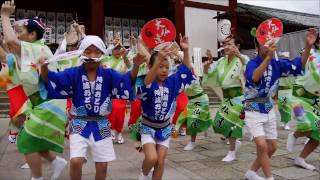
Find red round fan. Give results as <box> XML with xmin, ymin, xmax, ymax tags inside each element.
<box><xmin>141</xmin><ymin>18</ymin><xmax>176</xmax><ymax>49</ymax></box>
<box><xmin>256</xmin><ymin>18</ymin><xmax>283</xmax><ymax>46</ymax></box>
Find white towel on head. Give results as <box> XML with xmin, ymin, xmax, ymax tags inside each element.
<box><xmin>78</xmin><ymin>35</ymin><xmax>107</xmax><ymax>54</ymax></box>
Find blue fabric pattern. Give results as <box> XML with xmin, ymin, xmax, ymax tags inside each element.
<box><xmin>137</xmin><ymin>64</ymin><xmax>195</xmax><ymax>141</ymax></box>
<box><xmin>46</xmin><ymin>64</ymin><xmax>134</xmax><ymax>141</ymax></box>
<box><xmin>245</xmin><ymin>56</ymin><xmax>304</xmax><ymax>113</ymax></box>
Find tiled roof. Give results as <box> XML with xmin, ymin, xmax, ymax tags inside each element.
<box><xmin>237</xmin><ymin>3</ymin><xmax>320</xmax><ymax>27</ymax></box>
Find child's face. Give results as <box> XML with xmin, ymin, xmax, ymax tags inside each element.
<box><xmin>258</xmin><ymin>45</ymin><xmax>270</xmax><ymax>59</ymax></box>
<box><xmin>156</xmin><ymin>59</ymin><xmax>170</xmax><ymax>82</ymax></box>
<box><xmin>15</xmin><ymin>25</ymin><xmax>35</xmax><ymax>42</ymax></box>
<box><xmin>112</xmin><ymin>46</ymin><xmax>122</xmax><ymax>59</ymax></box>
<box><xmin>223</xmin><ymin>38</ymin><xmax>238</xmax><ymax>56</ymax></box>
<box><xmin>83</xmin><ymin>45</ymin><xmax>103</xmax><ymax>59</ymax></box>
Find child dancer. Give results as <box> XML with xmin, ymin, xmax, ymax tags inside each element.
<box><xmin>102</xmin><ymin>43</ymin><xmax>131</xmax><ymax>144</ymax></box>
<box><xmin>286</xmin><ymin>32</ymin><xmax>320</xmax><ymax>170</ymax></box>
<box><xmin>137</xmin><ymin>34</ymin><xmax>195</xmax><ymax>180</ymax></box>
<box><xmin>203</xmin><ymin>35</ymin><xmax>248</xmax><ymax>162</ymax></box>
<box><xmin>243</xmin><ymin>29</ymin><xmax>316</xmax><ymax>180</ymax></box>
<box><xmin>174</xmin><ymin>53</ymin><xmax>213</xmax><ymax>151</ymax></box>
<box><xmin>41</xmin><ymin>35</ymin><xmax>145</xmax><ymax>180</ymax></box>
<box><xmin>2</xmin><ymin>1</ymin><xmax>68</xmax><ymax>179</ymax></box>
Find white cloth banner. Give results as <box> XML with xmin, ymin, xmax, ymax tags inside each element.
<box><xmin>193</xmin><ymin>47</ymin><xmax>203</xmax><ymax>77</ymax></box>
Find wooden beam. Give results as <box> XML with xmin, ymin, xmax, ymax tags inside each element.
<box><xmin>229</xmin><ymin>0</ymin><xmax>237</xmax><ymax>34</ymax></box>
<box><xmin>175</xmin><ymin>0</ymin><xmax>185</xmax><ymax>39</ymax></box>
<box><xmin>184</xmin><ymin>1</ymin><xmax>229</xmax><ymax>11</ymax></box>
<box><xmin>88</xmin><ymin>0</ymin><xmax>104</xmax><ymax>37</ymax></box>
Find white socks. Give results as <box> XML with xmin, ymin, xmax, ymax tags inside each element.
<box><xmin>117</xmin><ymin>133</ymin><xmax>124</xmax><ymax>144</ymax></box>
<box><xmin>222</xmin><ymin>140</ymin><xmax>241</xmax><ymax>162</ymax></box>
<box><xmin>111</xmin><ymin>130</ymin><xmax>116</xmax><ymax>140</ymax></box>
<box><xmin>51</xmin><ymin>156</ymin><xmax>67</xmax><ymax>180</ymax></box>
<box><xmin>184</xmin><ymin>141</ymin><xmax>196</xmax><ymax>151</ymax></box>
<box><xmin>222</xmin><ymin>151</ymin><xmax>236</xmax><ymax>162</ymax></box>
<box><xmin>138</xmin><ymin>172</ymin><xmax>150</xmax><ymax>180</ymax></box>
<box><xmin>20</xmin><ymin>163</ymin><xmax>30</xmax><ymax>169</ymax></box>
<box><xmin>235</xmin><ymin>140</ymin><xmax>241</xmax><ymax>152</ymax></box>
<box><xmin>294</xmin><ymin>157</ymin><xmax>316</xmax><ymax>171</ymax></box>
<box><xmin>287</xmin><ymin>132</ymin><xmax>297</xmax><ymax>152</ymax></box>
<box><xmin>179</xmin><ymin>128</ymin><xmax>186</xmax><ymax>136</ymax></box>
<box><xmin>265</xmin><ymin>177</ymin><xmax>274</xmax><ymax>180</ymax></box>
<box><xmin>31</xmin><ymin>177</ymin><xmax>43</xmax><ymax>180</ymax></box>
<box><xmin>284</xmin><ymin>123</ymin><xmax>291</xmax><ymax>130</ymax></box>
<box><xmin>244</xmin><ymin>170</ymin><xmax>264</xmax><ymax>180</ymax></box>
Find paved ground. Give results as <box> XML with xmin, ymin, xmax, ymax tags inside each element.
<box><xmin>0</xmin><ymin>108</ymin><xmax>319</xmax><ymax>180</ymax></box>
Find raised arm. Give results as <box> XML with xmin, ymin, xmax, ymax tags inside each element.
<box><xmin>301</xmin><ymin>28</ymin><xmax>317</xmax><ymax>68</ymax></box>
<box><xmin>231</xmin><ymin>45</ymin><xmax>248</xmax><ymax>66</ymax></box>
<box><xmin>40</xmin><ymin>59</ymin><xmax>50</xmax><ymax>83</ymax></box>
<box><xmin>144</xmin><ymin>49</ymin><xmax>169</xmax><ymax>85</ymax></box>
<box><xmin>203</xmin><ymin>49</ymin><xmax>214</xmax><ymax>74</ymax></box>
<box><xmin>0</xmin><ymin>44</ymin><xmax>8</xmax><ymax>63</ymax></box>
<box><xmin>130</xmin><ymin>53</ymin><xmax>145</xmax><ymax>81</ymax></box>
<box><xmin>179</xmin><ymin>34</ymin><xmax>192</xmax><ymax>69</ymax></box>
<box><xmin>1</xmin><ymin>1</ymin><xmax>21</xmax><ymax>56</ymax></box>
<box><xmin>251</xmin><ymin>44</ymin><xmax>275</xmax><ymax>82</ymax></box>
<box><xmin>120</xmin><ymin>47</ymin><xmax>132</xmax><ymax>69</ymax></box>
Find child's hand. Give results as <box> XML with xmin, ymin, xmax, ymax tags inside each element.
<box><xmin>133</xmin><ymin>53</ymin><xmax>146</xmax><ymax>66</ymax></box>
<box><xmin>120</xmin><ymin>47</ymin><xmax>127</xmax><ymax>58</ymax></box>
<box><xmin>305</xmin><ymin>28</ymin><xmax>317</xmax><ymax>48</ymax></box>
<box><xmin>156</xmin><ymin>47</ymin><xmax>170</xmax><ymax>65</ymax></box>
<box><xmin>206</xmin><ymin>49</ymin><xmax>213</xmax><ymax>60</ymax></box>
<box><xmin>113</xmin><ymin>34</ymin><xmax>122</xmax><ymax>46</ymax></box>
<box><xmin>266</xmin><ymin>41</ymin><xmax>276</xmax><ymax>59</ymax></box>
<box><xmin>71</xmin><ymin>21</ymin><xmax>80</xmax><ymax>31</ymax></box>
<box><xmin>203</xmin><ymin>59</ymin><xmax>213</xmax><ymax>74</ymax></box>
<box><xmin>39</xmin><ymin>57</ymin><xmax>48</xmax><ymax>66</ymax></box>
<box><xmin>179</xmin><ymin>34</ymin><xmax>189</xmax><ymax>51</ymax></box>
<box><xmin>1</xmin><ymin>0</ymin><xmax>15</xmax><ymax>17</ymax></box>
<box><xmin>129</xmin><ymin>33</ymin><xmax>137</xmax><ymax>47</ymax></box>
<box><xmin>230</xmin><ymin>45</ymin><xmax>241</xmax><ymax>57</ymax></box>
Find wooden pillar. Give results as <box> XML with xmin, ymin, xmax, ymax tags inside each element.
<box><xmin>175</xmin><ymin>0</ymin><xmax>185</xmax><ymax>41</ymax></box>
<box><xmin>88</xmin><ymin>0</ymin><xmax>104</xmax><ymax>37</ymax></box>
<box><xmin>229</xmin><ymin>0</ymin><xmax>237</xmax><ymax>34</ymax></box>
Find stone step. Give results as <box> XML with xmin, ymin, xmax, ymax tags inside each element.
<box><xmin>0</xmin><ymin>96</ymin><xmax>9</xmax><ymax>104</ymax></box>
<box><xmin>0</xmin><ymin>112</ymin><xmax>9</xmax><ymax>117</ymax></box>
<box><xmin>0</xmin><ymin>103</ymin><xmax>10</xmax><ymax>111</ymax></box>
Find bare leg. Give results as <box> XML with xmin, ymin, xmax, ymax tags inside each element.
<box><xmin>294</xmin><ymin>139</ymin><xmax>319</xmax><ymax>170</ymax></box>
<box><xmin>251</xmin><ymin>139</ymin><xmax>277</xmax><ymax>171</ymax></box>
<box><xmin>229</xmin><ymin>137</ymin><xmax>236</xmax><ymax>151</ymax></box>
<box><xmin>70</xmin><ymin>157</ymin><xmax>85</xmax><ymax>180</ymax></box>
<box><xmin>190</xmin><ymin>135</ymin><xmax>196</xmax><ymax>142</ymax></box>
<box><xmin>24</xmin><ymin>153</ymin><xmax>42</xmax><ymax>178</ymax></box>
<box><xmin>299</xmin><ymin>139</ymin><xmax>320</xmax><ymax>158</ymax></box>
<box><xmin>142</xmin><ymin>143</ymin><xmax>157</xmax><ymax>176</ymax></box>
<box><xmin>250</xmin><ymin>137</ymin><xmax>274</xmax><ymax>178</ymax></box>
<box><xmin>39</xmin><ymin>151</ymin><xmax>56</xmax><ymax>162</ymax></box>
<box><xmin>95</xmin><ymin>162</ymin><xmax>108</xmax><ymax>180</ymax></box>
<box><xmin>184</xmin><ymin>135</ymin><xmax>197</xmax><ymax>151</ymax></box>
<box><xmin>152</xmin><ymin>145</ymin><xmax>168</xmax><ymax>180</ymax></box>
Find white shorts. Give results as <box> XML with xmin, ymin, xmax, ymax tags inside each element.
<box><xmin>244</xmin><ymin>108</ymin><xmax>278</xmax><ymax>139</ymax></box>
<box><xmin>70</xmin><ymin>134</ymin><xmax>116</xmax><ymax>162</ymax></box>
<box><xmin>141</xmin><ymin>134</ymin><xmax>171</xmax><ymax>148</ymax></box>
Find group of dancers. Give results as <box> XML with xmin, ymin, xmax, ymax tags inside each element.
<box><xmin>0</xmin><ymin>1</ymin><xmax>319</xmax><ymax>180</ymax></box>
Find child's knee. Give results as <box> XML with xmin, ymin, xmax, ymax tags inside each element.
<box><xmin>256</xmin><ymin>141</ymin><xmax>268</xmax><ymax>153</ymax></box>
<box><xmin>146</xmin><ymin>153</ymin><xmax>158</xmax><ymax>164</ymax></box>
<box><xmin>270</xmin><ymin>143</ymin><xmax>277</xmax><ymax>153</ymax></box>
<box><xmin>70</xmin><ymin>158</ymin><xmax>84</xmax><ymax>168</ymax></box>
<box><xmin>155</xmin><ymin>159</ymin><xmax>165</xmax><ymax>168</ymax></box>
